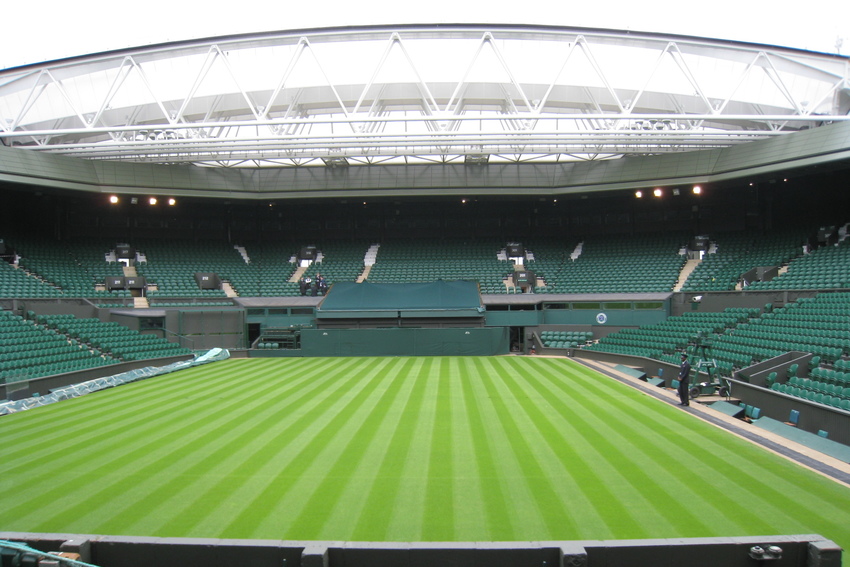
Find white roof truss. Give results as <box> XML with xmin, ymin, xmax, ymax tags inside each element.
<box><xmin>0</xmin><ymin>24</ymin><xmax>847</xmax><ymax>167</ymax></box>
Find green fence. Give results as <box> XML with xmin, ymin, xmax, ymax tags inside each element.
<box><xmin>301</xmin><ymin>327</ymin><xmax>509</xmax><ymax>356</ymax></box>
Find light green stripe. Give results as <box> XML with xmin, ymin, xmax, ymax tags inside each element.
<box><xmin>421</xmin><ymin>357</ymin><xmax>455</xmax><ymax>540</ymax></box>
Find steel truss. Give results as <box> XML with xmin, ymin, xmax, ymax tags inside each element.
<box><xmin>1</xmin><ymin>25</ymin><xmax>848</xmax><ymax>167</ymax></box>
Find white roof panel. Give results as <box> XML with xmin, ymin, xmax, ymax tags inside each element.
<box><xmin>0</xmin><ymin>25</ymin><xmax>847</xmax><ymax>168</ymax></box>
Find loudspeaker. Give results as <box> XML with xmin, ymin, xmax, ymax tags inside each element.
<box><xmin>105</xmin><ymin>277</ymin><xmax>125</xmax><ymax>290</ymax></box>
<box><xmin>125</xmin><ymin>276</ymin><xmax>146</xmax><ymax>289</ymax></box>
<box><xmin>690</xmin><ymin>235</ymin><xmax>710</xmax><ymax>250</ymax></box>
<box><xmin>195</xmin><ymin>272</ymin><xmax>221</xmax><ymax>289</ymax></box>
<box><xmin>513</xmin><ymin>270</ymin><xmax>536</xmax><ymax>286</ymax></box>
<box><xmin>115</xmin><ymin>244</ymin><xmax>135</xmax><ymax>259</ymax></box>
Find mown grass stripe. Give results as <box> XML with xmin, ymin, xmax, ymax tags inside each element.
<box><xmin>463</xmin><ymin>358</ymin><xmax>550</xmax><ymax>539</ymax></box>
<box><xmin>446</xmin><ymin>358</ymin><xmax>488</xmax><ymax>541</ymax></box>
<box><xmin>2</xmin><ymin>356</ymin><xmax>849</xmax><ymax>551</ymax></box>
<box><xmin>524</xmin><ymin>359</ymin><xmax>724</xmax><ymax>537</ymax></box>
<box><xmin>533</xmin><ymin>357</ymin><xmax>850</xmax><ymax>540</ymax></box>
<box><xmin>21</xmin><ymin>358</ymin><xmax>359</xmax><ymax>534</ymax></box>
<box><xmin>84</xmin><ymin>357</ymin><xmax>364</xmax><ymax>536</ymax></box>
<box><xmin>531</xmin><ymin>358</ymin><xmax>756</xmax><ymax>535</ymax></box>
<box><xmin>278</xmin><ymin>357</ymin><xmax>416</xmax><ymax>539</ymax></box>
<box><xmin>0</xmin><ymin>362</ymin><xmax>282</xmax><ymax>523</ymax></box>
<box><xmin>488</xmin><ymin>357</ymin><xmax>646</xmax><ymax>539</ymax></box>
<box><xmin>0</xmin><ymin>359</ymin><xmax>297</xmax><ymax>462</ymax></box>
<box><xmin>421</xmin><ymin>357</ymin><xmax>455</xmax><ymax>540</ymax></box>
<box><xmin>249</xmin><ymin>357</ymin><xmax>412</xmax><ymax>539</ymax></box>
<box><xmin>215</xmin><ymin>357</ymin><xmax>398</xmax><ymax>538</ymax></box>
<box><xmin>458</xmin><ymin>359</ymin><xmax>515</xmax><ymax>540</ymax></box>
<box><xmin>7</xmin><ymin>358</ymin><xmax>298</xmax><ymax>438</ymax></box>
<box><xmin>494</xmin><ymin>358</ymin><xmax>634</xmax><ymax>538</ymax></box>
<box><xmin>348</xmin><ymin>358</ymin><xmax>432</xmax><ymax>540</ymax></box>
<box><xmin>489</xmin><ymin>358</ymin><xmax>646</xmax><ymax>539</ymax></box>
<box><xmin>153</xmin><ymin>356</ymin><xmax>373</xmax><ymax>537</ymax></box>
<box><xmin>383</xmin><ymin>358</ymin><xmax>440</xmax><ymax>541</ymax></box>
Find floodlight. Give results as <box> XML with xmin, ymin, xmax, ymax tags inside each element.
<box><xmin>464</xmin><ymin>154</ymin><xmax>490</xmax><ymax>165</ymax></box>
<box><xmin>322</xmin><ymin>157</ymin><xmax>349</xmax><ymax>168</ymax></box>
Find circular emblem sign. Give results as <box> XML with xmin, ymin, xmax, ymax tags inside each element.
<box><xmin>596</xmin><ymin>312</ymin><xmax>608</xmax><ymax>324</ymax></box>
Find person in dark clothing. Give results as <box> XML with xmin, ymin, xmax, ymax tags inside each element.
<box><xmin>677</xmin><ymin>353</ymin><xmax>692</xmax><ymax>406</ymax></box>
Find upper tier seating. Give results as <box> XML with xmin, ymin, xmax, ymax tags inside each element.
<box><xmin>136</xmin><ymin>239</ymin><xmax>241</xmax><ymax>299</ymax></box>
<box><xmin>366</xmin><ymin>238</ymin><xmax>510</xmax><ymax>292</ymax></box>
<box><xmin>526</xmin><ymin>233</ymin><xmax>687</xmax><ymax>294</ymax></box>
<box><xmin>681</xmin><ymin>229</ymin><xmax>805</xmax><ymax>292</ymax></box>
<box><xmin>747</xmin><ymin>237</ymin><xmax>850</xmax><ymax>290</ymax></box>
<box><xmin>0</xmin><ymin>224</ymin><xmax>846</xmax><ymax>300</ymax></box>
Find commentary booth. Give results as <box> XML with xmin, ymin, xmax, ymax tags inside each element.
<box><xmin>299</xmin><ymin>280</ymin><xmax>508</xmax><ymax>356</ymax></box>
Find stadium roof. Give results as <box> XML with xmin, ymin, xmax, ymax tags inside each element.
<box><xmin>0</xmin><ymin>23</ymin><xmax>848</xmax><ymax>201</ymax></box>
<box><xmin>1</xmin><ymin>24</ymin><xmax>848</xmax><ymax>169</ymax></box>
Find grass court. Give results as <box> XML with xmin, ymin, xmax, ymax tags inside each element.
<box><xmin>1</xmin><ymin>356</ymin><xmax>849</xmax><ymax>550</ymax></box>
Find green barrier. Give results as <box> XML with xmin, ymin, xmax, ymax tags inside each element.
<box><xmin>301</xmin><ymin>327</ymin><xmax>509</xmax><ymax>357</ymax></box>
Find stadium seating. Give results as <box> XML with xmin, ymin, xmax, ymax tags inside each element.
<box><xmin>526</xmin><ymin>234</ymin><xmax>686</xmax><ymax>294</ymax></box>
<box><xmin>681</xmin><ymin>229</ymin><xmax>805</xmax><ymax>292</ymax></box>
<box><xmin>37</xmin><ymin>314</ymin><xmax>193</xmax><ymax>364</ymax></box>
<box><xmin>365</xmin><ymin>238</ymin><xmax>510</xmax><ymax>292</ymax></box>
<box><xmin>0</xmin><ymin>311</ymin><xmax>118</xmax><ymax>383</ymax></box>
<box><xmin>539</xmin><ymin>330</ymin><xmax>592</xmax><ymax>349</ymax></box>
<box><xmin>3</xmin><ymin>224</ymin><xmax>850</xmax><ymax>394</ymax></box>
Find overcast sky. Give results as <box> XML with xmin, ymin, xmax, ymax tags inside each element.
<box><xmin>3</xmin><ymin>0</ymin><xmax>848</xmax><ymax>70</ymax></box>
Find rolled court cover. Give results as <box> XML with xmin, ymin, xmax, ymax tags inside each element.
<box><xmin>316</xmin><ymin>280</ymin><xmax>485</xmax><ymax>319</ymax></box>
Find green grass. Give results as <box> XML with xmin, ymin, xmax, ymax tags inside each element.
<box><xmin>1</xmin><ymin>356</ymin><xmax>849</xmax><ymax>550</ymax></box>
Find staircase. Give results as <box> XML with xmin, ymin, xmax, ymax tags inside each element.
<box><xmin>234</xmin><ymin>245</ymin><xmax>250</xmax><ymax>263</ymax></box>
<box><xmin>289</xmin><ymin>265</ymin><xmax>308</xmax><ymax>283</ymax></box>
<box><xmin>357</xmin><ymin>265</ymin><xmax>372</xmax><ymax>282</ymax></box>
<box><xmin>570</xmin><ymin>242</ymin><xmax>584</xmax><ymax>261</ymax></box>
<box><xmin>674</xmin><ymin>258</ymin><xmax>701</xmax><ymax>291</ymax></box>
<box><xmin>222</xmin><ymin>281</ymin><xmax>238</xmax><ymax>297</ymax></box>
<box><xmin>358</xmin><ymin>243</ymin><xmax>380</xmax><ymax>282</ymax></box>
<box><xmin>364</xmin><ymin>243</ymin><xmax>380</xmax><ymax>266</ymax></box>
